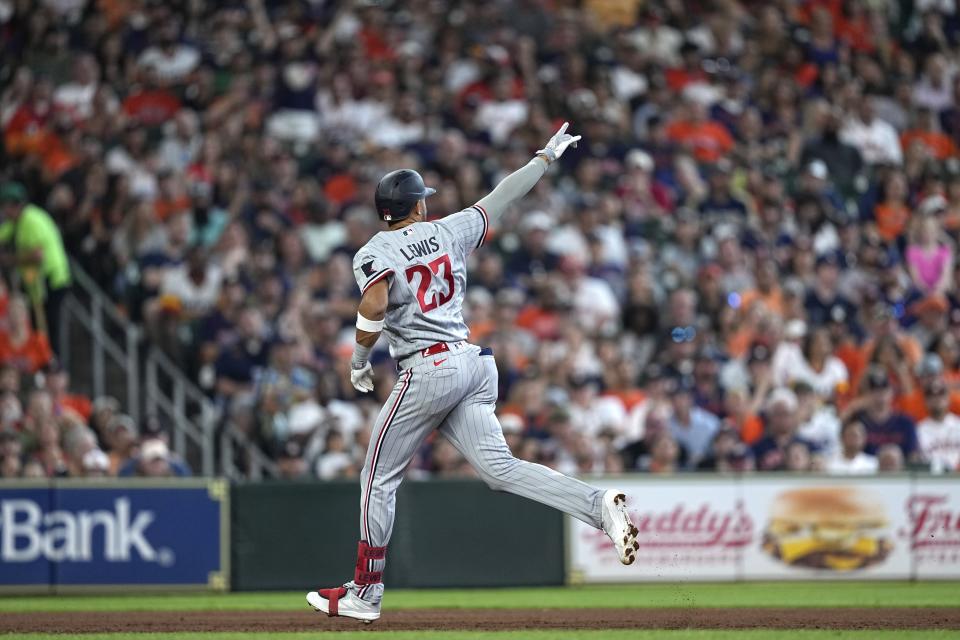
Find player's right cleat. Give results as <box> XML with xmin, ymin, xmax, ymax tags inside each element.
<box><xmin>306</xmin><ymin>582</ymin><xmax>381</xmax><ymax>623</ymax></box>
<box><xmin>601</xmin><ymin>489</ymin><xmax>640</xmax><ymax>565</ymax></box>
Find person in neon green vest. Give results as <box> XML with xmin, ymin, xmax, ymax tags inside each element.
<box><xmin>0</xmin><ymin>182</ymin><xmax>72</xmax><ymax>355</ymax></box>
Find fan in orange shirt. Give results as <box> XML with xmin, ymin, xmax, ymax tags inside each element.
<box><xmin>901</xmin><ymin>108</ymin><xmax>957</xmax><ymax>161</ymax></box>
<box><xmin>738</xmin><ymin>258</ymin><xmax>785</xmax><ymax>319</ymax></box>
<box><xmin>723</xmin><ymin>387</ymin><xmax>765</xmax><ymax>445</ymax></box>
<box><xmin>45</xmin><ymin>361</ymin><xmax>93</xmax><ymax>422</ymax></box>
<box><xmin>665</xmin><ymin>100</ymin><xmax>734</xmax><ymax>164</ymax></box>
<box><xmin>0</xmin><ymin>296</ymin><xmax>52</xmax><ymax>375</ymax></box>
<box><xmin>873</xmin><ymin>171</ymin><xmax>911</xmax><ymax>243</ymax></box>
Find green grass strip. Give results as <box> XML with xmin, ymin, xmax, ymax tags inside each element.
<box><xmin>6</xmin><ymin>631</ymin><xmax>960</xmax><ymax>640</ymax></box>
<box><xmin>2</xmin><ymin>582</ymin><xmax>959</xmax><ymax>613</ymax></box>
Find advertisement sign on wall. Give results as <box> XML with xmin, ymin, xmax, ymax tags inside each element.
<box><xmin>0</xmin><ymin>481</ymin><xmax>229</xmax><ymax>591</ymax></box>
<box><xmin>910</xmin><ymin>479</ymin><xmax>960</xmax><ymax>579</ymax></box>
<box><xmin>568</xmin><ymin>476</ymin><xmax>960</xmax><ymax>582</ymax></box>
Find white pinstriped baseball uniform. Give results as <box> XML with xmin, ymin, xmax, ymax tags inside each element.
<box><xmin>350</xmin><ymin>158</ymin><xmax>605</xmax><ymax>602</ymax></box>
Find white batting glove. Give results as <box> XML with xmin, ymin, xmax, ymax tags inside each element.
<box><xmin>537</xmin><ymin>121</ymin><xmax>581</xmax><ymax>164</ymax></box>
<box><xmin>350</xmin><ymin>361</ymin><xmax>374</xmax><ymax>393</ymax></box>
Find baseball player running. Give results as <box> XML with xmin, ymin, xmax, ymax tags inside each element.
<box><xmin>307</xmin><ymin>123</ymin><xmax>639</xmax><ymax>623</ymax></box>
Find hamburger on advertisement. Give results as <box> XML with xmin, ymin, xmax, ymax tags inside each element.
<box><xmin>762</xmin><ymin>487</ymin><xmax>893</xmax><ymax>571</ymax></box>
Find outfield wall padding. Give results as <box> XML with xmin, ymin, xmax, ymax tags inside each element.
<box><xmin>230</xmin><ymin>479</ymin><xmax>564</xmax><ymax>591</ymax></box>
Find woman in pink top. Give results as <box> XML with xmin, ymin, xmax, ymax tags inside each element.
<box><xmin>906</xmin><ymin>215</ymin><xmax>953</xmax><ymax>294</ymax></box>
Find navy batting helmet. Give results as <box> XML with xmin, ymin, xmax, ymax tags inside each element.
<box><xmin>374</xmin><ymin>169</ymin><xmax>436</xmax><ymax>222</ymax></box>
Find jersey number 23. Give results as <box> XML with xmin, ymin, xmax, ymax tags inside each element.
<box><xmin>405</xmin><ymin>254</ymin><xmax>454</xmax><ymax>313</ymax></box>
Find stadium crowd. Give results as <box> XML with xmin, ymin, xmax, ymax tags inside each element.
<box><xmin>2</xmin><ymin>0</ymin><xmax>960</xmax><ymax>479</ymax></box>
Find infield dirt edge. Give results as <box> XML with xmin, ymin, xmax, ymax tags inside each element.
<box><xmin>2</xmin><ymin>607</ymin><xmax>959</xmax><ymax>633</ymax></box>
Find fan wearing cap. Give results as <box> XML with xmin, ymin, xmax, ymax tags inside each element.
<box><xmin>134</xmin><ymin>438</ymin><xmax>174</xmax><ymax>477</ymax></box>
<box><xmin>751</xmin><ymin>387</ymin><xmax>818</xmax><ymax>471</ymax></box>
<box><xmin>81</xmin><ymin>449</ymin><xmax>111</xmax><ymax>478</ymax></box>
<box><xmin>0</xmin><ymin>182</ymin><xmax>71</xmax><ymax>354</ymax></box>
<box><xmin>906</xmin><ymin>294</ymin><xmax>950</xmax><ymax>354</ymax></box>
<box><xmin>795</xmin><ymin>159</ymin><xmax>845</xmax><ymax>220</ymax></box>
<box><xmin>917</xmin><ymin>378</ymin><xmax>960</xmax><ymax>473</ymax></box>
<box><xmin>667</xmin><ymin>376</ymin><xmax>720</xmax><ymax>469</ymax></box>
<box><xmin>850</xmin><ymin>365</ymin><xmax>919</xmax><ymax>461</ymax></box>
<box><xmin>804</xmin><ymin>252</ymin><xmax>856</xmax><ymax>329</ymax></box>
<box><xmin>898</xmin><ymin>352</ymin><xmax>960</xmax><ymax>422</ymax></box>
<box><xmin>698</xmin><ymin>159</ymin><xmax>748</xmax><ymax>227</ymax></box>
<box><xmin>619</xmin><ymin>148</ymin><xmax>671</xmax><ymax>218</ymax></box>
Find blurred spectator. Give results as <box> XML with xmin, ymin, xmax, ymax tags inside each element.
<box><xmin>255</xmin><ymin>336</ymin><xmax>316</xmax><ymax>444</ymax></box>
<box><xmin>795</xmin><ymin>381</ymin><xmax>842</xmax><ymax>458</ymax></box>
<box><xmin>752</xmin><ymin>388</ymin><xmax>816</xmax><ymax>471</ymax></box>
<box><xmin>31</xmin><ymin>417</ymin><xmax>66</xmax><ymax>477</ymax></box>
<box><xmin>565</xmin><ymin>373</ymin><xmax>627</xmax><ymax>439</ymax></box>
<box><xmin>0</xmin><ymin>296</ymin><xmax>52</xmax><ymax>374</ymax></box>
<box><xmin>43</xmin><ymin>361</ymin><xmax>91</xmax><ymax>422</ymax></box>
<box><xmin>777</xmin><ymin>327</ymin><xmax>849</xmax><ymax>399</ymax></box>
<box><xmin>118</xmin><ymin>426</ymin><xmax>191</xmax><ymax>477</ymax></box>
<box><xmin>104</xmin><ymin>414</ymin><xmax>137</xmax><ymax>475</ymax></box>
<box><xmin>826</xmin><ymin>417</ymin><xmax>879</xmax><ymax>475</ymax></box>
<box><xmin>917</xmin><ymin>378</ymin><xmax>960</xmax><ymax>473</ymax></box>
<box><xmin>906</xmin><ymin>215</ymin><xmax>953</xmax><ymax>295</ymax></box>
<box><xmin>132</xmin><ymin>438</ymin><xmax>175</xmax><ymax>478</ymax></box>
<box><xmin>81</xmin><ymin>449</ymin><xmax>111</xmax><ymax>478</ymax></box>
<box><xmin>648</xmin><ymin>433</ymin><xmax>680</xmax><ymax>474</ymax></box>
<box><xmin>852</xmin><ymin>366</ymin><xmax>919</xmax><ymax>462</ymax></box>
<box><xmin>877</xmin><ymin>443</ymin><xmax>906</xmax><ymax>473</ymax></box>
<box><xmin>315</xmin><ymin>430</ymin><xmax>355</xmax><ymax>480</ymax></box>
<box><xmin>784</xmin><ymin>440</ymin><xmax>814</xmax><ymax>472</ymax></box>
<box><xmin>840</xmin><ymin>92</ymin><xmax>903</xmax><ymax>166</ymax></box>
<box><xmin>697</xmin><ymin>426</ymin><xmax>754</xmax><ymax>472</ymax></box>
<box><xmin>0</xmin><ymin>182</ymin><xmax>71</xmax><ymax>354</ymax></box>
<box><xmin>276</xmin><ymin>440</ymin><xmax>309</xmax><ymax>480</ymax></box>
<box><xmin>667</xmin><ymin>377</ymin><xmax>720</xmax><ymax>469</ymax></box>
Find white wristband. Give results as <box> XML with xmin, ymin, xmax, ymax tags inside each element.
<box><xmin>356</xmin><ymin>312</ymin><xmax>384</xmax><ymax>333</ymax></box>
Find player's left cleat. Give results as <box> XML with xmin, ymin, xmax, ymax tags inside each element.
<box><xmin>306</xmin><ymin>582</ymin><xmax>381</xmax><ymax>623</ymax></box>
<box><xmin>601</xmin><ymin>489</ymin><xmax>640</xmax><ymax>565</ymax></box>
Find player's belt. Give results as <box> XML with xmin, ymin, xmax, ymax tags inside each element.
<box><xmin>397</xmin><ymin>341</ymin><xmax>467</xmax><ymax>369</ymax></box>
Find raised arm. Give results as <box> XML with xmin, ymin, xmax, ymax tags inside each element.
<box><xmin>476</xmin><ymin>122</ymin><xmax>581</xmax><ymax>225</ymax></box>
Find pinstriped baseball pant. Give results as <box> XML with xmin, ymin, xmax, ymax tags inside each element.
<box><xmin>355</xmin><ymin>343</ymin><xmax>604</xmax><ymax>601</ymax></box>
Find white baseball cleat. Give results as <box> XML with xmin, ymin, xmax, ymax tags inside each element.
<box><xmin>306</xmin><ymin>583</ymin><xmax>381</xmax><ymax>623</ymax></box>
<box><xmin>601</xmin><ymin>489</ymin><xmax>640</xmax><ymax>565</ymax></box>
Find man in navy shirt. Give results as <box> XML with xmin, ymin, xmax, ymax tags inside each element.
<box><xmin>855</xmin><ymin>366</ymin><xmax>919</xmax><ymax>461</ymax></box>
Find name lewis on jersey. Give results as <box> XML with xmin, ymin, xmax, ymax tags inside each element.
<box><xmin>399</xmin><ymin>236</ymin><xmax>440</xmax><ymax>261</ymax></box>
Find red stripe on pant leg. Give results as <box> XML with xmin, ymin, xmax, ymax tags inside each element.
<box><xmin>362</xmin><ymin>369</ymin><xmax>412</xmax><ymax>541</ymax></box>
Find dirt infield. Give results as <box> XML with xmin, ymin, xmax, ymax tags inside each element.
<box><xmin>1</xmin><ymin>608</ymin><xmax>959</xmax><ymax>633</ymax></box>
